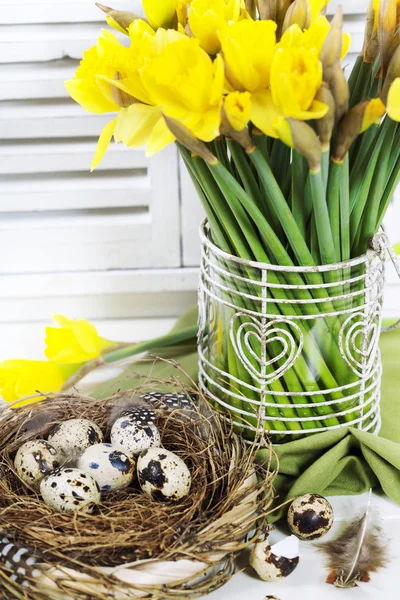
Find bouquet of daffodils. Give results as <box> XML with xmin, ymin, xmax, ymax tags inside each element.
<box><xmin>66</xmin><ymin>0</ymin><xmax>400</xmax><ymax>438</ymax></box>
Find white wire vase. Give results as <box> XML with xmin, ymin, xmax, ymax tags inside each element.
<box><xmin>198</xmin><ymin>219</ymin><xmax>399</xmax><ymax>443</ymax></box>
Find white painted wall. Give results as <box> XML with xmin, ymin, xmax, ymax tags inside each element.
<box><xmin>0</xmin><ymin>0</ymin><xmax>398</xmax><ymax>361</ymax></box>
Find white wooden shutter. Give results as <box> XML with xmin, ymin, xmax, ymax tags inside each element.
<box><xmin>0</xmin><ymin>0</ymin><xmax>183</xmax><ymax>276</ymax></box>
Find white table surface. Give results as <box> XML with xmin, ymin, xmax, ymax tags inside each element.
<box><xmin>208</xmin><ymin>491</ymin><xmax>400</xmax><ymax>600</ymax></box>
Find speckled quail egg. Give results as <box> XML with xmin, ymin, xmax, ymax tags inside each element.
<box><xmin>250</xmin><ymin>535</ymin><xmax>300</xmax><ymax>582</ymax></box>
<box><xmin>120</xmin><ymin>406</ymin><xmax>157</xmax><ymax>426</ymax></box>
<box><xmin>140</xmin><ymin>392</ymin><xmax>196</xmax><ymax>410</ymax></box>
<box><xmin>40</xmin><ymin>467</ymin><xmax>101</xmax><ymax>514</ymax></box>
<box><xmin>48</xmin><ymin>418</ymin><xmax>103</xmax><ymax>460</ymax></box>
<box><xmin>14</xmin><ymin>440</ymin><xmax>62</xmax><ymax>488</ymax></box>
<box><xmin>287</xmin><ymin>493</ymin><xmax>334</xmax><ymax>540</ymax></box>
<box><xmin>137</xmin><ymin>447</ymin><xmax>191</xmax><ymax>501</ymax></box>
<box><xmin>78</xmin><ymin>443</ymin><xmax>135</xmax><ymax>492</ymax></box>
<box><xmin>110</xmin><ymin>415</ymin><xmax>161</xmax><ymax>457</ymax></box>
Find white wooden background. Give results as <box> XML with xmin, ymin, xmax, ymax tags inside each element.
<box><xmin>0</xmin><ymin>0</ymin><xmax>398</xmax><ymax>360</ymax></box>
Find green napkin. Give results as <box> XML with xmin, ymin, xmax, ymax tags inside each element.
<box><xmin>93</xmin><ymin>309</ymin><xmax>400</xmax><ymax>518</ymax></box>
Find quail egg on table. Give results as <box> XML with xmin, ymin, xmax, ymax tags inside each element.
<box><xmin>48</xmin><ymin>418</ymin><xmax>103</xmax><ymax>460</ymax></box>
<box><xmin>40</xmin><ymin>468</ymin><xmax>101</xmax><ymax>514</ymax></box>
<box><xmin>250</xmin><ymin>535</ymin><xmax>300</xmax><ymax>582</ymax></box>
<box><xmin>111</xmin><ymin>415</ymin><xmax>161</xmax><ymax>457</ymax></box>
<box><xmin>14</xmin><ymin>440</ymin><xmax>61</xmax><ymax>488</ymax></box>
<box><xmin>137</xmin><ymin>448</ymin><xmax>191</xmax><ymax>501</ymax></box>
<box><xmin>287</xmin><ymin>493</ymin><xmax>334</xmax><ymax>540</ymax></box>
<box><xmin>78</xmin><ymin>443</ymin><xmax>135</xmax><ymax>492</ymax></box>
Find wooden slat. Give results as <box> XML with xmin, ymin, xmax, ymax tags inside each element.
<box><xmin>0</xmin><ymin>140</ymin><xmax>148</xmax><ymax>174</ymax></box>
<box><xmin>0</xmin><ymin>172</ymin><xmax>151</xmax><ymax>212</ymax></box>
<box><xmin>0</xmin><ymin>23</ymin><xmax>126</xmax><ymax>63</ymax></box>
<box><xmin>0</xmin><ymin>0</ymin><xmax>142</xmax><ymax>25</ymax></box>
<box><xmin>0</xmin><ymin>99</ymin><xmax>110</xmax><ymax>139</ymax></box>
<box><xmin>0</xmin><ymin>60</ymin><xmax>78</xmax><ymax>101</ymax></box>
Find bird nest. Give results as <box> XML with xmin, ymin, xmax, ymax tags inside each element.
<box><xmin>0</xmin><ymin>370</ymin><xmax>277</xmax><ymax>600</ymax></box>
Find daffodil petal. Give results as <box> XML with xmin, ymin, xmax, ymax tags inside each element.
<box><xmin>387</xmin><ymin>78</ymin><xmax>400</xmax><ymax>121</ymax></box>
<box><xmin>105</xmin><ymin>14</ymin><xmax>129</xmax><ymax>35</ymax></box>
<box><xmin>64</xmin><ymin>79</ymin><xmax>118</xmax><ymax>114</ymax></box>
<box><xmin>210</xmin><ymin>54</ymin><xmax>225</xmax><ymax>106</ymax></box>
<box><xmin>341</xmin><ymin>32</ymin><xmax>351</xmax><ymax>60</ymax></box>
<box><xmin>191</xmin><ymin>105</ymin><xmax>222</xmax><ymax>141</ymax></box>
<box><xmin>250</xmin><ymin>89</ymin><xmax>282</xmax><ymax>138</ymax></box>
<box><xmin>292</xmin><ymin>99</ymin><xmax>329</xmax><ymax>121</ymax></box>
<box><xmin>114</xmin><ymin>104</ymin><xmax>162</xmax><ymax>147</ymax></box>
<box><xmin>91</xmin><ymin>118</ymin><xmax>116</xmax><ymax>171</ymax></box>
<box><xmin>146</xmin><ymin>117</ymin><xmax>176</xmax><ymax>156</ymax></box>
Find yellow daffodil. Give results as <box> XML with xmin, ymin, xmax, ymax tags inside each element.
<box><xmin>143</xmin><ymin>0</ymin><xmax>177</xmax><ymax>29</ymax></box>
<box><xmin>224</xmin><ymin>91</ymin><xmax>252</xmax><ymax>130</ymax></box>
<box><xmin>0</xmin><ymin>360</ymin><xmax>74</xmax><ymax>407</ymax></box>
<box><xmin>220</xmin><ymin>19</ymin><xmax>277</xmax><ymax>91</ymax></box>
<box><xmin>189</xmin><ymin>0</ymin><xmax>242</xmax><ymax>54</ymax></box>
<box><xmin>360</xmin><ymin>97</ymin><xmax>386</xmax><ymax>130</ymax></box>
<box><xmin>251</xmin><ymin>47</ymin><xmax>327</xmax><ymax>136</ymax></box>
<box><xmin>307</xmin><ymin>0</ymin><xmax>330</xmax><ymax>22</ymax></box>
<box><xmin>279</xmin><ymin>19</ymin><xmax>351</xmax><ymax>60</ymax></box>
<box><xmin>176</xmin><ymin>0</ymin><xmax>192</xmax><ymax>25</ymax></box>
<box><xmin>45</xmin><ymin>315</ymin><xmax>116</xmax><ymax>364</ymax></box>
<box><xmin>141</xmin><ymin>37</ymin><xmax>224</xmax><ymax>142</ymax></box>
<box><xmin>386</xmin><ymin>78</ymin><xmax>400</xmax><ymax>119</ymax></box>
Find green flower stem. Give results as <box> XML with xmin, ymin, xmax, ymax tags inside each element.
<box><xmin>321</xmin><ymin>150</ymin><xmax>330</xmax><ymax>193</ymax></box>
<box><xmin>340</xmin><ymin>155</ymin><xmax>350</xmax><ymax>263</ymax></box>
<box><xmin>102</xmin><ymin>326</ymin><xmax>199</xmax><ymax>364</ymax></box>
<box><xmin>348</xmin><ymin>55</ymin><xmax>363</xmax><ymax>95</ymax></box>
<box><xmin>309</xmin><ymin>170</ymin><xmax>336</xmax><ymax>266</ymax></box>
<box><xmin>291</xmin><ymin>151</ymin><xmax>307</xmax><ymax>237</ymax></box>
<box><xmin>327</xmin><ymin>161</ymin><xmax>342</xmax><ymax>263</ymax></box>
<box><xmin>349</xmin><ymin>60</ymin><xmax>372</xmax><ymax>108</ymax></box>
<box><xmin>377</xmin><ymin>153</ymin><xmax>400</xmax><ymax>228</ymax></box>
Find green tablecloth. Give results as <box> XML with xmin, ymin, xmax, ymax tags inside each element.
<box><xmin>94</xmin><ymin>307</ymin><xmax>400</xmax><ymax>518</ymax></box>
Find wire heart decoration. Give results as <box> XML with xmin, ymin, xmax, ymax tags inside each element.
<box><xmin>338</xmin><ymin>302</ymin><xmax>382</xmax><ymax>378</ymax></box>
<box><xmin>229</xmin><ymin>314</ymin><xmax>303</xmax><ymax>385</ymax></box>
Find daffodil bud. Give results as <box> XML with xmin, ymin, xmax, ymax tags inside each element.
<box><xmin>378</xmin><ymin>0</ymin><xmax>398</xmax><ymax>79</ymax></box>
<box><xmin>382</xmin><ymin>44</ymin><xmax>400</xmax><ymax>103</ymax></box>
<box><xmin>96</xmin><ymin>3</ymin><xmax>139</xmax><ymax>34</ymax></box>
<box><xmin>314</xmin><ymin>83</ymin><xmax>335</xmax><ymax>150</ymax></box>
<box><xmin>277</xmin><ymin>0</ymin><xmax>293</xmax><ymax>30</ymax></box>
<box><xmin>164</xmin><ymin>115</ymin><xmax>218</xmax><ymax>164</ymax></box>
<box><xmin>327</xmin><ymin>61</ymin><xmax>349</xmax><ymax>122</ymax></box>
<box><xmin>220</xmin><ymin>92</ymin><xmax>255</xmax><ymax>151</ymax></box>
<box><xmin>256</xmin><ymin>0</ymin><xmax>276</xmax><ymax>21</ymax></box>
<box><xmin>142</xmin><ymin>0</ymin><xmax>177</xmax><ymax>29</ymax></box>
<box><xmin>110</xmin><ymin>72</ymin><xmax>138</xmax><ymax>108</ymax></box>
<box><xmin>362</xmin><ymin>0</ymin><xmax>378</xmax><ymax>64</ymax></box>
<box><xmin>333</xmin><ymin>98</ymin><xmax>386</xmax><ymax>162</ymax></box>
<box><xmin>282</xmin><ymin>0</ymin><xmax>310</xmax><ymax>33</ymax></box>
<box><xmin>273</xmin><ymin>117</ymin><xmax>322</xmax><ymax>172</ymax></box>
<box><xmin>245</xmin><ymin>0</ymin><xmax>257</xmax><ymax>19</ymax></box>
<box><xmin>320</xmin><ymin>6</ymin><xmax>343</xmax><ymax>83</ymax></box>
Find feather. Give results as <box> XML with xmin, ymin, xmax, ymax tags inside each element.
<box><xmin>108</xmin><ymin>392</ymin><xmax>152</xmax><ymax>427</ymax></box>
<box><xmin>318</xmin><ymin>491</ymin><xmax>389</xmax><ymax>588</ymax></box>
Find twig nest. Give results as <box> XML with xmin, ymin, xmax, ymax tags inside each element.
<box><xmin>288</xmin><ymin>493</ymin><xmax>334</xmax><ymax>540</ymax></box>
<box><xmin>14</xmin><ymin>440</ymin><xmax>61</xmax><ymax>488</ymax></box>
<box><xmin>40</xmin><ymin>467</ymin><xmax>101</xmax><ymax>514</ymax></box>
<box><xmin>250</xmin><ymin>535</ymin><xmax>300</xmax><ymax>582</ymax></box>
<box><xmin>78</xmin><ymin>443</ymin><xmax>135</xmax><ymax>492</ymax></box>
<box><xmin>137</xmin><ymin>447</ymin><xmax>191</xmax><ymax>501</ymax></box>
<box><xmin>48</xmin><ymin>418</ymin><xmax>103</xmax><ymax>460</ymax></box>
<box><xmin>111</xmin><ymin>415</ymin><xmax>161</xmax><ymax>456</ymax></box>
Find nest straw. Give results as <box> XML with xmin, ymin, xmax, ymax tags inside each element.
<box><xmin>0</xmin><ymin>365</ymin><xmax>277</xmax><ymax>599</ymax></box>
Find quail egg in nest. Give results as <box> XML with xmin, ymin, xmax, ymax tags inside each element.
<box><xmin>40</xmin><ymin>467</ymin><xmax>101</xmax><ymax>514</ymax></box>
<box><xmin>287</xmin><ymin>493</ymin><xmax>334</xmax><ymax>540</ymax></box>
<box><xmin>14</xmin><ymin>440</ymin><xmax>61</xmax><ymax>488</ymax></box>
<box><xmin>48</xmin><ymin>418</ymin><xmax>103</xmax><ymax>460</ymax></box>
<box><xmin>137</xmin><ymin>447</ymin><xmax>191</xmax><ymax>501</ymax></box>
<box><xmin>78</xmin><ymin>443</ymin><xmax>135</xmax><ymax>491</ymax></box>
<box><xmin>111</xmin><ymin>415</ymin><xmax>161</xmax><ymax>456</ymax></box>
